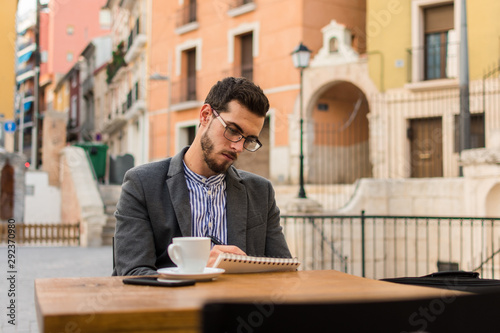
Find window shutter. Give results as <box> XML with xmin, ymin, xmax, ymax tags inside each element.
<box><xmin>424</xmin><ymin>4</ymin><xmax>454</xmax><ymax>33</ymax></box>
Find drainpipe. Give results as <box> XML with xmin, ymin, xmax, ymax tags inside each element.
<box><xmin>459</xmin><ymin>0</ymin><xmax>470</xmax><ymax>176</ymax></box>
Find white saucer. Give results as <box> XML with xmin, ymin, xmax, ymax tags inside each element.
<box><xmin>157</xmin><ymin>267</ymin><xmax>225</xmax><ymax>281</ymax></box>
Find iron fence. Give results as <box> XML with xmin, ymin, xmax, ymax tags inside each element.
<box><xmin>305</xmin><ymin>61</ymin><xmax>500</xmax><ymax>212</ymax></box>
<box><xmin>281</xmin><ymin>213</ymin><xmax>500</xmax><ymax>280</ymax></box>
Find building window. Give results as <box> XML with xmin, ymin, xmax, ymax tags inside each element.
<box><xmin>177</xmin><ymin>48</ymin><xmax>197</xmax><ymax>103</ymax></box>
<box><xmin>234</xmin><ymin>0</ymin><xmax>253</xmax><ymax>6</ymax></box>
<box><xmin>227</xmin><ymin>0</ymin><xmax>256</xmax><ymax>17</ymax></box>
<box><xmin>410</xmin><ymin>0</ymin><xmax>459</xmax><ymax>84</ymax></box>
<box><xmin>186</xmin><ymin>125</ymin><xmax>196</xmax><ymax>144</ymax></box>
<box><xmin>454</xmin><ymin>113</ymin><xmax>485</xmax><ymax>153</ymax></box>
<box><xmin>228</xmin><ymin>22</ymin><xmax>260</xmax><ymax>73</ymax></box>
<box><xmin>70</xmin><ymin>95</ymin><xmax>78</xmax><ymax>127</ymax></box>
<box><xmin>186</xmin><ymin>48</ymin><xmax>196</xmax><ymax>101</ymax></box>
<box><xmin>40</xmin><ymin>51</ymin><xmax>48</xmax><ymax>63</ymax></box>
<box><xmin>177</xmin><ymin>0</ymin><xmax>197</xmax><ymax>27</ymax></box>
<box><xmin>424</xmin><ymin>4</ymin><xmax>454</xmax><ymax>80</ymax></box>
<box><xmin>66</xmin><ymin>52</ymin><xmax>74</xmax><ymax>62</ymax></box>
<box><xmin>67</xmin><ymin>25</ymin><xmax>74</xmax><ymax>35</ymax></box>
<box><xmin>329</xmin><ymin>37</ymin><xmax>339</xmax><ymax>53</ymax></box>
<box><xmin>177</xmin><ymin>123</ymin><xmax>197</xmax><ymax>152</ymax></box>
<box><xmin>239</xmin><ymin>33</ymin><xmax>253</xmax><ymax>81</ymax></box>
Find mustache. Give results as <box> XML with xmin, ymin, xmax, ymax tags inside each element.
<box><xmin>223</xmin><ymin>151</ymin><xmax>237</xmax><ymax>160</ymax></box>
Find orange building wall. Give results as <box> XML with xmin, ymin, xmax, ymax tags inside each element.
<box><xmin>148</xmin><ymin>0</ymin><xmax>367</xmax><ymax>160</ymax></box>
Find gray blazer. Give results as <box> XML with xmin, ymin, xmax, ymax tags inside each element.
<box><xmin>113</xmin><ymin>147</ymin><xmax>291</xmax><ymax>276</ymax></box>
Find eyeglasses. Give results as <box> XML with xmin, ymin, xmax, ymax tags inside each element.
<box><xmin>211</xmin><ymin>108</ymin><xmax>262</xmax><ymax>152</ymax></box>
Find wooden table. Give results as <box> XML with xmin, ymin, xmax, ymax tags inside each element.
<box><xmin>35</xmin><ymin>270</ymin><xmax>463</xmax><ymax>333</ymax></box>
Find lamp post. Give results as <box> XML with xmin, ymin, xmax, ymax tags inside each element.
<box><xmin>149</xmin><ymin>72</ymin><xmax>172</xmax><ymax>157</ymax></box>
<box><xmin>291</xmin><ymin>42</ymin><xmax>311</xmax><ymax>199</ymax></box>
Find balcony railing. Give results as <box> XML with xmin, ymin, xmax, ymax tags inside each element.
<box><xmin>17</xmin><ymin>41</ymin><xmax>35</xmax><ymax>53</ymax></box>
<box><xmin>125</xmin><ymin>18</ymin><xmax>147</xmax><ymax>63</ymax></box>
<box><xmin>127</xmin><ymin>18</ymin><xmax>141</xmax><ymax>52</ymax></box>
<box><xmin>407</xmin><ymin>41</ymin><xmax>459</xmax><ymax>83</ymax></box>
<box><xmin>281</xmin><ymin>213</ymin><xmax>500</xmax><ymax>280</ymax></box>
<box><xmin>107</xmin><ymin>42</ymin><xmax>127</xmax><ymax>84</ymax></box>
<box><xmin>82</xmin><ymin>76</ymin><xmax>94</xmax><ymax>96</ymax></box>
<box><xmin>16</xmin><ymin>63</ymin><xmax>34</xmax><ymax>76</ymax></box>
<box><xmin>121</xmin><ymin>81</ymin><xmax>145</xmax><ymax>119</ymax></box>
<box><xmin>171</xmin><ymin>77</ymin><xmax>197</xmax><ymax>104</ymax></box>
<box><xmin>176</xmin><ymin>2</ymin><xmax>197</xmax><ymax>27</ymax></box>
<box><xmin>229</xmin><ymin>0</ymin><xmax>254</xmax><ymax>8</ymax></box>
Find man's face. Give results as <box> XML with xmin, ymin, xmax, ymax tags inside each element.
<box><xmin>201</xmin><ymin>100</ymin><xmax>265</xmax><ymax>175</ymax></box>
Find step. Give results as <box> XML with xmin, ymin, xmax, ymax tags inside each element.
<box><xmin>105</xmin><ymin>205</ymin><xmax>117</xmax><ymax>215</ymax></box>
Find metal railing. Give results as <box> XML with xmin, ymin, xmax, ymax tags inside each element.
<box><xmin>229</xmin><ymin>0</ymin><xmax>254</xmax><ymax>8</ymax></box>
<box><xmin>281</xmin><ymin>213</ymin><xmax>500</xmax><ymax>279</ymax></box>
<box><xmin>127</xmin><ymin>18</ymin><xmax>142</xmax><ymax>51</ymax></box>
<box><xmin>406</xmin><ymin>41</ymin><xmax>459</xmax><ymax>82</ymax></box>
<box><xmin>176</xmin><ymin>2</ymin><xmax>197</xmax><ymax>27</ymax></box>
<box><xmin>171</xmin><ymin>77</ymin><xmax>197</xmax><ymax>104</ymax></box>
<box><xmin>124</xmin><ymin>81</ymin><xmax>141</xmax><ymax>111</ymax></box>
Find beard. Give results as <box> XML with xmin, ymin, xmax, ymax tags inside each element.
<box><xmin>200</xmin><ymin>129</ymin><xmax>237</xmax><ymax>174</ymax></box>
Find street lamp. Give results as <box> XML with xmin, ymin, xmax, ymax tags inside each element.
<box><xmin>291</xmin><ymin>42</ymin><xmax>311</xmax><ymax>199</ymax></box>
<box><xmin>149</xmin><ymin>72</ymin><xmax>172</xmax><ymax>157</ymax></box>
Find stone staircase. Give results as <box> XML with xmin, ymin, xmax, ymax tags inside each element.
<box><xmin>99</xmin><ymin>185</ymin><xmax>122</xmax><ymax>246</ymax></box>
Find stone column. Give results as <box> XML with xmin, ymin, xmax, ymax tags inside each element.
<box><xmin>42</xmin><ymin>110</ymin><xmax>67</xmax><ymax>186</ymax></box>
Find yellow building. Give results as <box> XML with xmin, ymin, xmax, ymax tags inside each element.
<box><xmin>0</xmin><ymin>0</ymin><xmax>19</xmax><ymax>151</ymax></box>
<box><xmin>367</xmin><ymin>0</ymin><xmax>500</xmax><ymax>179</ymax></box>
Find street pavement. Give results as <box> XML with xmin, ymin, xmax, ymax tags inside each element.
<box><xmin>0</xmin><ymin>246</ymin><xmax>113</xmax><ymax>333</ymax></box>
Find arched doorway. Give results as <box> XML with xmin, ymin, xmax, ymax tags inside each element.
<box><xmin>1</xmin><ymin>160</ymin><xmax>15</xmax><ymax>220</ymax></box>
<box><xmin>310</xmin><ymin>81</ymin><xmax>371</xmax><ymax>184</ymax></box>
<box><xmin>486</xmin><ymin>183</ymin><xmax>500</xmax><ymax>217</ymax></box>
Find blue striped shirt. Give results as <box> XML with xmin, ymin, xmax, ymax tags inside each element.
<box><xmin>183</xmin><ymin>162</ymin><xmax>227</xmax><ymax>244</ymax></box>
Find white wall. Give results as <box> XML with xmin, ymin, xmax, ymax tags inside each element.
<box><xmin>24</xmin><ymin>171</ymin><xmax>61</xmax><ymax>223</ymax></box>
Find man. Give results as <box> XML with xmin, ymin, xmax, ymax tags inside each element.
<box><xmin>113</xmin><ymin>77</ymin><xmax>291</xmax><ymax>276</ymax></box>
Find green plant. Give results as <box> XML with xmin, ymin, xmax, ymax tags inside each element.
<box><xmin>106</xmin><ymin>41</ymin><xmax>127</xmax><ymax>84</ymax></box>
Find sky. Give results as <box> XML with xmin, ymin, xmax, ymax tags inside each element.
<box><xmin>17</xmin><ymin>0</ymin><xmax>50</xmax><ymax>16</ymax></box>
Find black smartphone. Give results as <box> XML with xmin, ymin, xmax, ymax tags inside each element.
<box><xmin>122</xmin><ymin>276</ymin><xmax>196</xmax><ymax>287</ymax></box>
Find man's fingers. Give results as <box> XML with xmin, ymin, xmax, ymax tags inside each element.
<box><xmin>207</xmin><ymin>245</ymin><xmax>246</xmax><ymax>267</ymax></box>
<box><xmin>213</xmin><ymin>245</ymin><xmax>246</xmax><ymax>256</ymax></box>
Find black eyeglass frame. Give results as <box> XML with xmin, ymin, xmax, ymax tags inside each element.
<box><xmin>211</xmin><ymin>108</ymin><xmax>263</xmax><ymax>152</ymax></box>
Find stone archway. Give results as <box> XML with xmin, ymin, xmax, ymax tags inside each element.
<box><xmin>486</xmin><ymin>183</ymin><xmax>500</xmax><ymax>217</ymax></box>
<box><xmin>294</xmin><ymin>61</ymin><xmax>378</xmax><ymax>211</ymax></box>
<box><xmin>308</xmin><ymin>80</ymin><xmax>371</xmax><ymax>184</ymax></box>
<box><xmin>302</xmin><ymin>61</ymin><xmax>379</xmax><ymax>182</ymax></box>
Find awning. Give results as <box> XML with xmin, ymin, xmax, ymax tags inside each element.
<box><xmin>15</xmin><ymin>95</ymin><xmax>35</xmax><ymax>113</ymax></box>
<box><xmin>18</xmin><ymin>50</ymin><xmax>34</xmax><ymax>64</ymax></box>
<box><xmin>23</xmin><ymin>101</ymin><xmax>33</xmax><ymax>111</ymax></box>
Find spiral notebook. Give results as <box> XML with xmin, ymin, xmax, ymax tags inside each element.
<box><xmin>213</xmin><ymin>253</ymin><xmax>301</xmax><ymax>273</ymax></box>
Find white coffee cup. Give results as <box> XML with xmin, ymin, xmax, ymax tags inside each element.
<box><xmin>167</xmin><ymin>237</ymin><xmax>211</xmax><ymax>273</ymax></box>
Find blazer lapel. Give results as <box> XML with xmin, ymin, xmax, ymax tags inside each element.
<box><xmin>167</xmin><ymin>148</ymin><xmax>192</xmax><ymax>237</ymax></box>
<box><xmin>226</xmin><ymin>167</ymin><xmax>247</xmax><ymax>252</ymax></box>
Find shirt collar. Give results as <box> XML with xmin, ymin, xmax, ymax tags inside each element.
<box><xmin>183</xmin><ymin>162</ymin><xmax>226</xmax><ymax>187</ymax></box>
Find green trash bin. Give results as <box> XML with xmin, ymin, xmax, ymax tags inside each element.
<box><xmin>73</xmin><ymin>143</ymin><xmax>108</xmax><ymax>181</ymax></box>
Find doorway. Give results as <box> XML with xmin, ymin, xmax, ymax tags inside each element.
<box><xmin>409</xmin><ymin>117</ymin><xmax>443</xmax><ymax>178</ymax></box>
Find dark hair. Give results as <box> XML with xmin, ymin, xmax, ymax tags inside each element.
<box><xmin>204</xmin><ymin>77</ymin><xmax>269</xmax><ymax>117</ymax></box>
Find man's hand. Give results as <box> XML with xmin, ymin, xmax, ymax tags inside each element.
<box><xmin>207</xmin><ymin>245</ymin><xmax>246</xmax><ymax>267</ymax></box>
